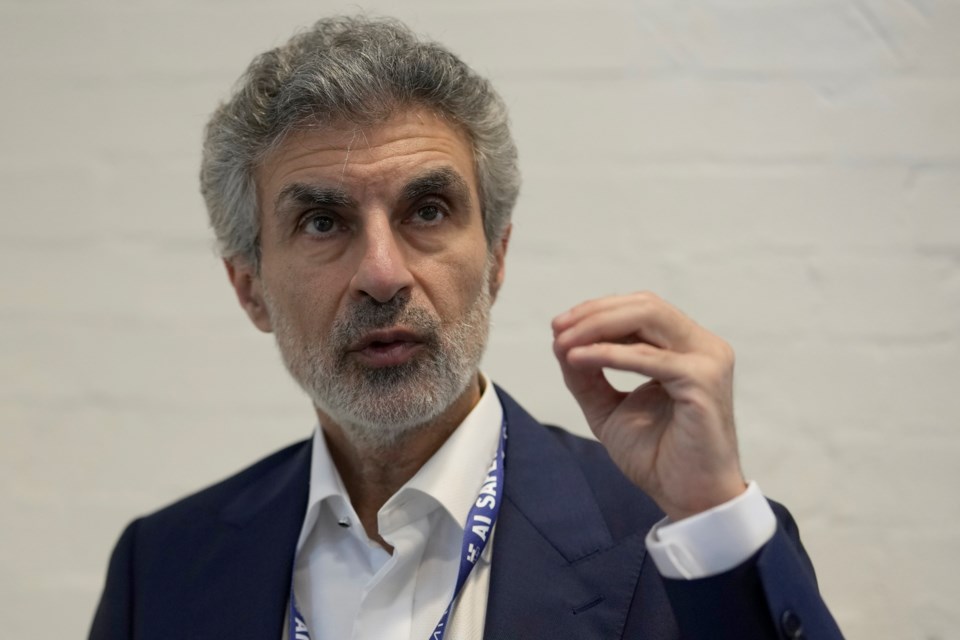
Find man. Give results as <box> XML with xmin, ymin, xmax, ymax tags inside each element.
<box><xmin>90</xmin><ymin>16</ymin><xmax>844</xmax><ymax>640</ymax></box>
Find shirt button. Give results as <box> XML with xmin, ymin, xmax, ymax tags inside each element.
<box><xmin>780</xmin><ymin>610</ymin><xmax>804</xmax><ymax>639</ymax></box>
<box><xmin>337</xmin><ymin>517</ymin><xmax>351</xmax><ymax>528</ymax></box>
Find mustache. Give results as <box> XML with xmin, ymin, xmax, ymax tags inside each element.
<box><xmin>331</xmin><ymin>293</ymin><xmax>441</xmax><ymax>349</ymax></box>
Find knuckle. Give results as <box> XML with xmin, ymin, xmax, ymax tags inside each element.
<box><xmin>632</xmin><ymin>290</ymin><xmax>659</xmax><ymax>304</ymax></box>
<box><xmin>695</xmin><ymin>354</ymin><xmax>730</xmax><ymax>386</ymax></box>
<box><xmin>592</xmin><ymin>342</ymin><xmax>611</xmax><ymax>355</ymax></box>
<box><xmin>635</xmin><ymin>341</ymin><xmax>656</xmax><ymax>356</ymax></box>
<box><xmin>716</xmin><ymin>339</ymin><xmax>735</xmax><ymax>364</ymax></box>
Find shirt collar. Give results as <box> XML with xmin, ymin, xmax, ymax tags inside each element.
<box><xmin>396</xmin><ymin>374</ymin><xmax>503</xmax><ymax>530</ymax></box>
<box><xmin>299</xmin><ymin>375</ymin><xmax>503</xmax><ymax>546</ymax></box>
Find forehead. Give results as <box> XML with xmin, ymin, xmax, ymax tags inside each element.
<box><xmin>256</xmin><ymin>108</ymin><xmax>478</xmax><ymax>204</ymax></box>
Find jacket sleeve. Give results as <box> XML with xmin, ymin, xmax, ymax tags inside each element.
<box><xmin>89</xmin><ymin>520</ymin><xmax>138</xmax><ymax>640</ymax></box>
<box><xmin>660</xmin><ymin>503</ymin><xmax>845</xmax><ymax>639</ymax></box>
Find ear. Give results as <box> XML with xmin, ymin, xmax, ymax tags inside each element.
<box><xmin>223</xmin><ymin>258</ymin><xmax>273</xmax><ymax>333</ymax></box>
<box><xmin>488</xmin><ymin>224</ymin><xmax>511</xmax><ymax>301</ymax></box>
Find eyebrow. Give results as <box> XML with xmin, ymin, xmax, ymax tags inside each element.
<box><xmin>272</xmin><ymin>167</ymin><xmax>473</xmax><ymax>218</ymax></box>
<box><xmin>274</xmin><ymin>183</ymin><xmax>355</xmax><ymax>218</ymax></box>
<box><xmin>401</xmin><ymin>168</ymin><xmax>472</xmax><ymax>209</ymax></box>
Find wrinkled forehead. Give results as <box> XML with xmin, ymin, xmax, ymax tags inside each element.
<box><xmin>262</xmin><ymin>106</ymin><xmax>474</xmax><ymax>167</ymax></box>
<box><xmin>254</xmin><ymin>107</ymin><xmax>480</xmax><ymax>203</ymax></box>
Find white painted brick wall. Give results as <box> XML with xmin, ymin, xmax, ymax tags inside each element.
<box><xmin>1</xmin><ymin>1</ymin><xmax>958</xmax><ymax>638</ymax></box>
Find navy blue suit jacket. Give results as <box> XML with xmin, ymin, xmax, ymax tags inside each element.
<box><xmin>90</xmin><ymin>387</ymin><xmax>844</xmax><ymax>639</ymax></box>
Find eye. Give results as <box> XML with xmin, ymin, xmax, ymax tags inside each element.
<box><xmin>411</xmin><ymin>204</ymin><xmax>446</xmax><ymax>226</ymax></box>
<box><xmin>302</xmin><ymin>213</ymin><xmax>339</xmax><ymax>237</ymax></box>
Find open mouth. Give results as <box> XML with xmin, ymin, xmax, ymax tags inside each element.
<box><xmin>350</xmin><ymin>329</ymin><xmax>425</xmax><ymax>367</ymax></box>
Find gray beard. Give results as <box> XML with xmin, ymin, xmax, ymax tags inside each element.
<box><xmin>265</xmin><ymin>270</ymin><xmax>493</xmax><ymax>451</ymax></box>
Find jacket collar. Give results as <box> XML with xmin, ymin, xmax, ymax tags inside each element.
<box><xmin>200</xmin><ymin>385</ymin><xmax>654</xmax><ymax>639</ymax></box>
<box><xmin>189</xmin><ymin>440</ymin><xmax>311</xmax><ymax>639</ymax></box>
<box><xmin>484</xmin><ymin>386</ymin><xmax>653</xmax><ymax>639</ymax></box>
<box><xmin>496</xmin><ymin>386</ymin><xmax>614</xmax><ymax>560</ymax></box>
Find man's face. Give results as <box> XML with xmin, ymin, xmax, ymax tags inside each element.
<box><xmin>231</xmin><ymin>108</ymin><xmax>507</xmax><ymax>448</ymax></box>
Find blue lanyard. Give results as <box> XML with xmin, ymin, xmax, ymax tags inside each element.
<box><xmin>289</xmin><ymin>417</ymin><xmax>507</xmax><ymax>640</ymax></box>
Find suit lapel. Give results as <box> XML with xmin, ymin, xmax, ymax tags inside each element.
<box><xmin>483</xmin><ymin>388</ymin><xmax>651</xmax><ymax>640</ymax></box>
<box><xmin>184</xmin><ymin>440</ymin><xmax>311</xmax><ymax>640</ymax></box>
<box><xmin>169</xmin><ymin>390</ymin><xmax>657</xmax><ymax>639</ymax></box>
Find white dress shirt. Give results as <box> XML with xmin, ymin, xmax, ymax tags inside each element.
<box><xmin>289</xmin><ymin>377</ymin><xmax>777</xmax><ymax>639</ymax></box>
<box><xmin>291</xmin><ymin>377</ymin><xmax>502</xmax><ymax>640</ymax></box>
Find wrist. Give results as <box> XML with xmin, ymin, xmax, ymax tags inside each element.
<box><xmin>663</xmin><ymin>478</ymin><xmax>748</xmax><ymax>522</ymax></box>
<box><xmin>647</xmin><ymin>481</ymin><xmax>777</xmax><ymax>579</ymax></box>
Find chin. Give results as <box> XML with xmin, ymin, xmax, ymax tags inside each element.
<box><xmin>310</xmin><ymin>376</ymin><xmax>469</xmax><ymax>451</ymax></box>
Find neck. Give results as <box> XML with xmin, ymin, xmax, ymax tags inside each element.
<box><xmin>316</xmin><ymin>374</ymin><xmax>483</xmax><ymax>549</ymax></box>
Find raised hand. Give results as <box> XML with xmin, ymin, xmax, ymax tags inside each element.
<box><xmin>552</xmin><ymin>292</ymin><xmax>747</xmax><ymax>521</ymax></box>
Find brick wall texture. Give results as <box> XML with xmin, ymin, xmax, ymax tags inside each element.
<box><xmin>1</xmin><ymin>1</ymin><xmax>958</xmax><ymax>638</ymax></box>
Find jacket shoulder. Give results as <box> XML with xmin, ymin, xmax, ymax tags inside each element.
<box><xmin>135</xmin><ymin>438</ymin><xmax>310</xmax><ymax>533</ymax></box>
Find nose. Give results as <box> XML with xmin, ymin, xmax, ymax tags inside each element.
<box><xmin>350</xmin><ymin>215</ymin><xmax>414</xmax><ymax>303</ymax></box>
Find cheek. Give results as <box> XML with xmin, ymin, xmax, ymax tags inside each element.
<box><xmin>263</xmin><ymin>265</ymin><xmax>344</xmax><ymax>331</ymax></box>
<box><xmin>429</xmin><ymin>253</ymin><xmax>490</xmax><ymax>312</ymax></box>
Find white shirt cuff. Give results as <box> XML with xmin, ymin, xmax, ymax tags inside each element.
<box><xmin>644</xmin><ymin>481</ymin><xmax>777</xmax><ymax>580</ymax></box>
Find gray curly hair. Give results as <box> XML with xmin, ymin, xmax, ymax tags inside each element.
<box><xmin>200</xmin><ymin>15</ymin><xmax>520</xmax><ymax>269</ymax></box>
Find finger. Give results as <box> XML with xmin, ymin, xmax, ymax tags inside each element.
<box><xmin>553</xmin><ymin>338</ymin><xmax>623</xmax><ymax>426</ymax></box>
<box><xmin>551</xmin><ymin>293</ymin><xmax>637</xmax><ymax>335</ymax></box>
<box><xmin>566</xmin><ymin>341</ymin><xmax>690</xmax><ymax>385</ymax></box>
<box><xmin>568</xmin><ymin>342</ymin><xmax>735</xmax><ymax>414</ymax></box>
<box><xmin>555</xmin><ymin>296</ymin><xmax>698</xmax><ymax>354</ymax></box>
